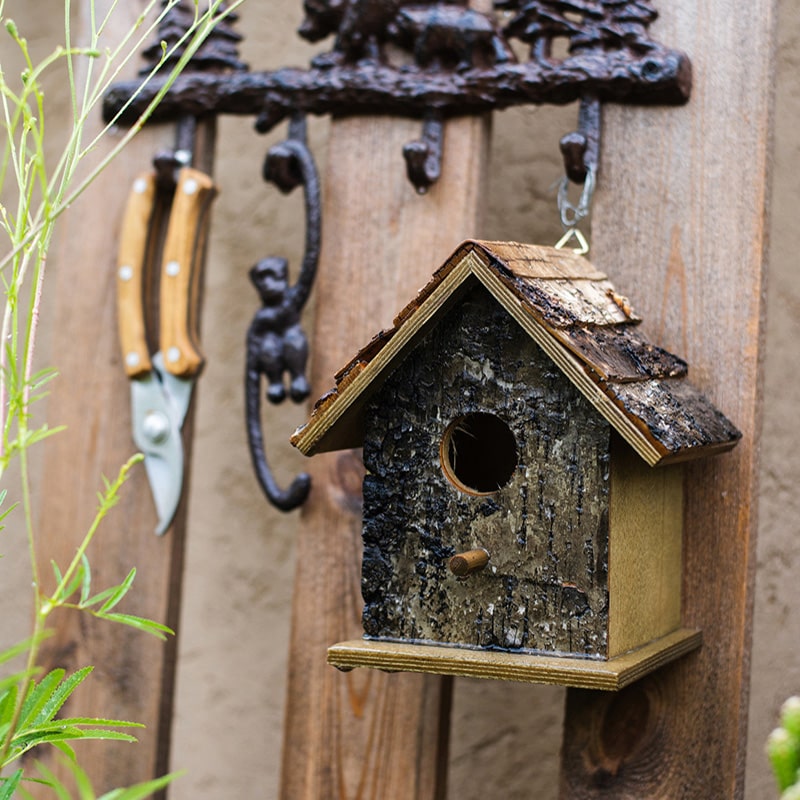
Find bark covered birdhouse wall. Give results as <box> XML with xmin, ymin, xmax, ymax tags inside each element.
<box><xmin>362</xmin><ymin>281</ymin><xmax>613</xmax><ymax>658</ymax></box>
<box><xmin>298</xmin><ymin>240</ymin><xmax>739</xmax><ymax>684</ymax></box>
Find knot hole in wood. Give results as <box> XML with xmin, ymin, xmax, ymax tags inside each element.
<box><xmin>562</xmin><ymin>678</ymin><xmax>670</xmax><ymax>792</ymax></box>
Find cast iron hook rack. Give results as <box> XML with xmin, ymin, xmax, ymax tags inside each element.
<box><xmin>104</xmin><ymin>0</ymin><xmax>691</xmax><ymax>511</ymax></box>
<box><xmin>105</xmin><ymin>0</ymin><xmax>691</xmax><ymax>193</ymax></box>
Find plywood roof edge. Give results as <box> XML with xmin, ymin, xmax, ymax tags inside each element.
<box><xmin>291</xmin><ymin>254</ymin><xmax>478</xmax><ymax>455</ymax></box>
<box><xmin>292</xmin><ymin>240</ymin><xmax>741</xmax><ymax>464</ymax></box>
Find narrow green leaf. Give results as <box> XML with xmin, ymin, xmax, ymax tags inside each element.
<box><xmin>47</xmin><ymin>728</ymin><xmax>138</xmax><ymax>745</ymax></box>
<box><xmin>97</xmin><ymin>771</ymin><xmax>183</xmax><ymax>800</ymax></box>
<box><xmin>16</xmin><ymin>666</ymin><xmax>92</xmax><ymax>737</ymax></box>
<box><xmin>19</xmin><ymin>668</ymin><xmax>64</xmax><ymax>730</ymax></box>
<box><xmin>36</xmin><ymin>666</ymin><xmax>93</xmax><ymax>727</ymax></box>
<box><xmin>51</xmin><ymin>738</ymin><xmax>77</xmax><ymax>763</ymax></box>
<box><xmin>70</xmin><ymin>754</ymin><xmax>96</xmax><ymax>800</ymax></box>
<box><xmin>0</xmin><ymin>668</ymin><xmax>37</xmax><ymax>700</ymax></box>
<box><xmin>28</xmin><ymin>760</ymin><xmax>72</xmax><ymax>800</ymax></box>
<box><xmin>20</xmin><ymin>423</ymin><xmax>66</xmax><ymax>448</ymax></box>
<box><xmin>50</xmin><ymin>558</ymin><xmax>64</xmax><ymax>587</ymax></box>
<box><xmin>0</xmin><ymin>769</ymin><xmax>23</xmax><ymax>800</ymax></box>
<box><xmin>58</xmin><ymin>560</ymin><xmax>86</xmax><ymax>604</ymax></box>
<box><xmin>79</xmin><ymin>553</ymin><xmax>92</xmax><ymax>606</ymax></box>
<box><xmin>80</xmin><ymin>584</ymin><xmax>120</xmax><ymax>609</ymax></box>
<box><xmin>12</xmin><ymin>729</ymin><xmax>138</xmax><ymax>760</ymax></box>
<box><xmin>13</xmin><ymin>783</ymin><xmax>35</xmax><ymax>800</ymax></box>
<box><xmin>0</xmin><ymin>634</ymin><xmax>45</xmax><ymax>667</ymax></box>
<box><xmin>0</xmin><ymin>490</ymin><xmax>14</xmax><ymax>525</ymax></box>
<box><xmin>0</xmin><ymin>684</ymin><xmax>18</xmax><ymax>728</ymax></box>
<box><xmin>100</xmin><ymin>613</ymin><xmax>173</xmax><ymax>640</ymax></box>
<box><xmin>98</xmin><ymin>568</ymin><xmax>136</xmax><ymax>613</ymax></box>
<box><xmin>23</xmin><ymin>716</ymin><xmax>144</xmax><ymax>733</ymax></box>
<box><xmin>28</xmin><ymin>366</ymin><xmax>58</xmax><ymax>387</ymax></box>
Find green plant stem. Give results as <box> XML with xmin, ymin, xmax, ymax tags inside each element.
<box><xmin>0</xmin><ymin>1</ymin><xmax>245</xmax><ymax>790</ymax></box>
<box><xmin>0</xmin><ymin>455</ymin><xmax>142</xmax><ymax>772</ymax></box>
<box><xmin>0</xmin><ymin>451</ymin><xmax>41</xmax><ymax>765</ymax></box>
<box><xmin>18</xmin><ymin>434</ymin><xmax>40</xmax><ymax>614</ymax></box>
<box><xmin>42</xmin><ymin>455</ymin><xmax>143</xmax><ymax>616</ymax></box>
<box><xmin>0</xmin><ymin>585</ymin><xmax>45</xmax><ymax>768</ymax></box>
<box><xmin>0</xmin><ymin>0</ymin><xmax>246</xmax><ymax>279</ymax></box>
<box><xmin>0</xmin><ymin>448</ymin><xmax>47</xmax><ymax>766</ymax></box>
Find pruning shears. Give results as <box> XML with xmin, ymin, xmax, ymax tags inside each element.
<box><xmin>116</xmin><ymin>160</ymin><xmax>217</xmax><ymax>534</ymax></box>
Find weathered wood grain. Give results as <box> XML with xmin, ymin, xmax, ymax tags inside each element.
<box><xmin>30</xmin><ymin>2</ymin><xmax>214</xmax><ymax>794</ymax></box>
<box><xmin>607</xmin><ymin>438</ymin><xmax>683</xmax><ymax>657</ymax></box>
<box><xmin>327</xmin><ymin>630</ymin><xmax>702</xmax><ymax>691</ymax></box>
<box><xmin>278</xmin><ymin>115</ymin><xmax>489</xmax><ymax>799</ymax></box>
<box><xmin>558</xmin><ymin>0</ymin><xmax>775</xmax><ymax>795</ymax></box>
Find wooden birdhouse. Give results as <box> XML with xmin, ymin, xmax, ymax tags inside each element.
<box><xmin>291</xmin><ymin>241</ymin><xmax>741</xmax><ymax>690</ymax></box>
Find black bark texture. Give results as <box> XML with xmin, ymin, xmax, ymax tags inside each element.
<box><xmin>362</xmin><ymin>283</ymin><xmax>611</xmax><ymax>658</ymax></box>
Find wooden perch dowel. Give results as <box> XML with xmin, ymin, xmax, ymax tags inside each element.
<box><xmin>448</xmin><ymin>549</ymin><xmax>490</xmax><ymax>577</ymax></box>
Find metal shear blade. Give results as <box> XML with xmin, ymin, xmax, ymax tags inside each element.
<box><xmin>130</xmin><ymin>353</ymin><xmax>193</xmax><ymax>535</ymax></box>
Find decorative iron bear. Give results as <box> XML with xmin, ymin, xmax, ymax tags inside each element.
<box><xmin>299</xmin><ymin>0</ymin><xmax>513</xmax><ymax>69</ymax></box>
<box><xmin>394</xmin><ymin>5</ymin><xmax>514</xmax><ymax>69</ymax></box>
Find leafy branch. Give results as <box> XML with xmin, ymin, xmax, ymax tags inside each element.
<box><xmin>0</xmin><ymin>0</ymin><xmax>245</xmax><ymax>795</ymax></box>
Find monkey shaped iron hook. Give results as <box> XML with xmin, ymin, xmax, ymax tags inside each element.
<box><xmin>245</xmin><ymin>115</ymin><xmax>320</xmax><ymax>511</ymax></box>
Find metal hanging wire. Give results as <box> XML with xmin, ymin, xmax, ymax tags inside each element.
<box><xmin>555</xmin><ymin>163</ymin><xmax>596</xmax><ymax>255</ymax></box>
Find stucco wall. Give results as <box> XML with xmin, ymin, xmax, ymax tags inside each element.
<box><xmin>0</xmin><ymin>1</ymin><xmax>795</xmax><ymax>797</ymax></box>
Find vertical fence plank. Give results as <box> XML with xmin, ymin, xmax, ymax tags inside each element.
<box><xmin>559</xmin><ymin>1</ymin><xmax>776</xmax><ymax>796</ymax></box>
<box><xmin>278</xmin><ymin>114</ymin><xmax>489</xmax><ymax>799</ymax></box>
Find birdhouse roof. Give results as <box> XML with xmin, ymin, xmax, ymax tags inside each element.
<box><xmin>291</xmin><ymin>240</ymin><xmax>740</xmax><ymax>466</ymax></box>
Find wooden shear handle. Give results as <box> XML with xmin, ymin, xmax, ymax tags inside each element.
<box><xmin>117</xmin><ymin>173</ymin><xmax>157</xmax><ymax>378</ymax></box>
<box><xmin>159</xmin><ymin>167</ymin><xmax>217</xmax><ymax>378</ymax></box>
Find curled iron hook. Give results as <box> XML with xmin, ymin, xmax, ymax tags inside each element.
<box><xmin>245</xmin><ymin>115</ymin><xmax>321</xmax><ymax>511</ymax></box>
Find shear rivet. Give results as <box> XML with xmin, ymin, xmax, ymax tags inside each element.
<box><xmin>133</xmin><ymin>178</ymin><xmax>148</xmax><ymax>194</ymax></box>
<box><xmin>167</xmin><ymin>347</ymin><xmax>181</xmax><ymax>364</ymax></box>
<box><xmin>125</xmin><ymin>352</ymin><xmax>140</xmax><ymax>368</ymax></box>
<box><xmin>165</xmin><ymin>261</ymin><xmax>180</xmax><ymax>277</ymax></box>
<box><xmin>183</xmin><ymin>178</ymin><xmax>199</xmax><ymax>196</ymax></box>
<box><xmin>118</xmin><ymin>265</ymin><xmax>134</xmax><ymax>282</ymax></box>
<box><xmin>142</xmin><ymin>410</ymin><xmax>171</xmax><ymax>445</ymax></box>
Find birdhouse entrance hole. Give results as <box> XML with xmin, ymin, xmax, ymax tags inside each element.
<box><xmin>440</xmin><ymin>412</ymin><xmax>517</xmax><ymax>495</ymax></box>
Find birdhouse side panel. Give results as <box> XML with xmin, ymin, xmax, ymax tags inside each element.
<box><xmin>361</xmin><ymin>283</ymin><xmax>612</xmax><ymax>658</ymax></box>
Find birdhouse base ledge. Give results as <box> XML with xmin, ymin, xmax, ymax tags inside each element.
<box><xmin>327</xmin><ymin>628</ymin><xmax>701</xmax><ymax>691</ymax></box>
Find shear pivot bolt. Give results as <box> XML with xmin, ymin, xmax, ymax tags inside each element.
<box><xmin>142</xmin><ymin>410</ymin><xmax>171</xmax><ymax>445</ymax></box>
<box><xmin>165</xmin><ymin>261</ymin><xmax>180</xmax><ymax>277</ymax></box>
<box><xmin>167</xmin><ymin>347</ymin><xmax>181</xmax><ymax>364</ymax></box>
<box><xmin>118</xmin><ymin>265</ymin><xmax>133</xmax><ymax>281</ymax></box>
